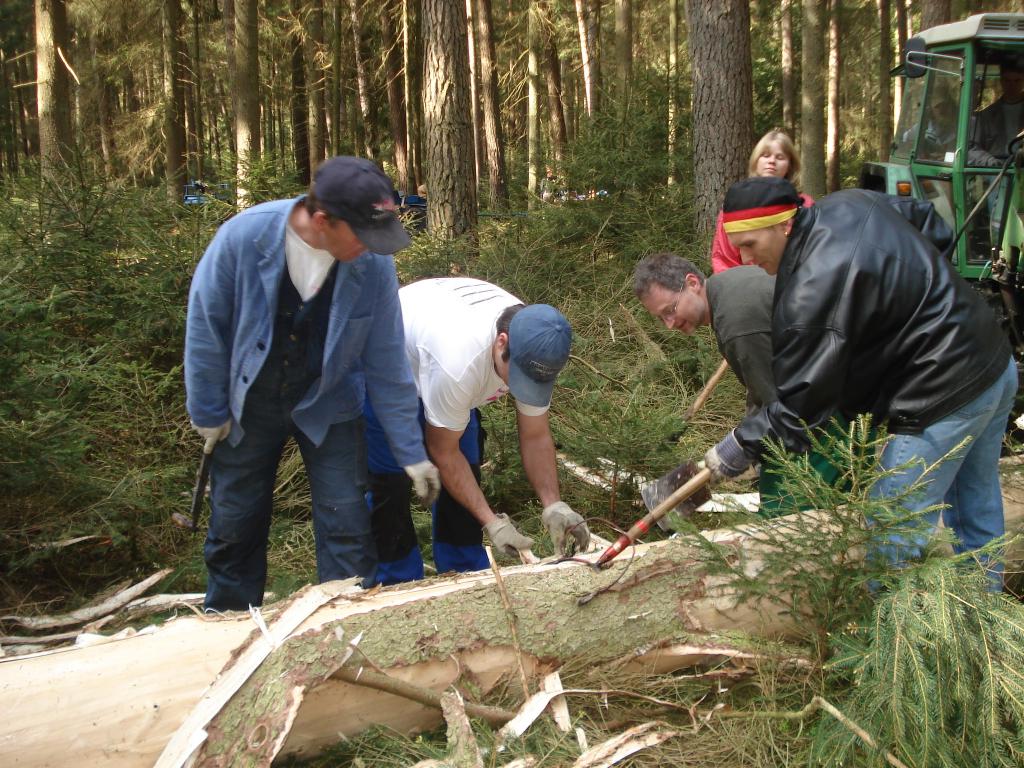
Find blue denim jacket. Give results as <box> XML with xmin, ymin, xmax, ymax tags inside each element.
<box><xmin>184</xmin><ymin>197</ymin><xmax>427</xmax><ymax>466</ymax></box>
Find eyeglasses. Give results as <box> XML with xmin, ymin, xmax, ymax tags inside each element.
<box><xmin>658</xmin><ymin>276</ymin><xmax>688</xmax><ymax>326</ymax></box>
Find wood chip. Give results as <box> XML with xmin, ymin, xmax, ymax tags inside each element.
<box><xmin>570</xmin><ymin>722</ymin><xmax>678</xmax><ymax>768</ymax></box>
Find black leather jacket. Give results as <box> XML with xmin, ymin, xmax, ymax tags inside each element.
<box><xmin>735</xmin><ymin>189</ymin><xmax>1011</xmax><ymax>459</ymax></box>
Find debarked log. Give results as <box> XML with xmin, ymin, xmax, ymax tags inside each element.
<box><xmin>2</xmin><ymin>489</ymin><xmax>1022</xmax><ymax>768</ymax></box>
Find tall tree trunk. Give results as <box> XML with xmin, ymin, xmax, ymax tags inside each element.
<box><xmin>382</xmin><ymin>0</ymin><xmax>409</xmax><ymax>193</ymax></box>
<box><xmin>291</xmin><ymin>0</ymin><xmax>311</xmax><ymax>184</ymax></box>
<box><xmin>800</xmin><ymin>0</ymin><xmax>826</xmax><ymax>199</ymax></box>
<box><xmin>234</xmin><ymin>0</ymin><xmax>259</xmax><ymax>204</ymax></box>
<box><xmin>614</xmin><ymin>0</ymin><xmax>631</xmax><ymax>109</ymax></box>
<box><xmin>87</xmin><ymin>33</ymin><xmax>116</xmax><ymax>174</ymax></box>
<box><xmin>541</xmin><ymin>2</ymin><xmax>567</xmax><ymax>168</ymax></box>
<box><xmin>877</xmin><ymin>0</ymin><xmax>891</xmax><ymax>162</ymax></box>
<box><xmin>574</xmin><ymin>0</ymin><xmax>595</xmax><ymax>117</ymax></box>
<box><xmin>474</xmin><ymin>0</ymin><xmax>508</xmax><ymax>208</ymax></box>
<box><xmin>422</xmin><ymin>0</ymin><xmax>477</xmax><ymax>239</ymax></box>
<box><xmin>221</xmin><ymin>0</ymin><xmax>235</xmax><ymax>154</ymax></box>
<box><xmin>330</xmin><ymin>0</ymin><xmax>343</xmax><ymax>155</ymax></box>
<box><xmin>403</xmin><ymin>0</ymin><xmax>417</xmax><ymax>186</ymax></box>
<box><xmin>307</xmin><ymin>0</ymin><xmax>327</xmax><ymax>169</ymax></box>
<box><xmin>685</xmin><ymin>0</ymin><xmax>753</xmax><ymax>234</ymax></box>
<box><xmin>465</xmin><ymin>0</ymin><xmax>482</xmax><ymax>191</ymax></box>
<box><xmin>667</xmin><ymin>0</ymin><xmax>678</xmax><ymax>184</ymax></box>
<box><xmin>826</xmin><ymin>0</ymin><xmax>841</xmax><ymax>193</ymax></box>
<box><xmin>0</xmin><ymin>49</ymin><xmax>18</xmax><ymax>175</ymax></box>
<box><xmin>562</xmin><ymin>58</ymin><xmax>576</xmax><ymax>143</ymax></box>
<box><xmin>190</xmin><ymin>0</ymin><xmax>204</xmax><ymax>180</ymax></box>
<box><xmin>527</xmin><ymin>0</ymin><xmax>541</xmax><ymax>202</ymax></box>
<box><xmin>894</xmin><ymin>0</ymin><xmax>906</xmax><ymax>128</ymax></box>
<box><xmin>920</xmin><ymin>0</ymin><xmax>950</xmax><ymax>31</ymax></box>
<box><xmin>163</xmin><ymin>0</ymin><xmax>187</xmax><ymax>201</ymax></box>
<box><xmin>781</xmin><ymin>0</ymin><xmax>795</xmax><ymax>137</ymax></box>
<box><xmin>587</xmin><ymin>0</ymin><xmax>601</xmax><ymax>114</ymax></box>
<box><xmin>35</xmin><ymin>0</ymin><xmax>73</xmax><ymax>175</ymax></box>
<box><xmin>17</xmin><ymin>56</ymin><xmax>38</xmax><ymax>158</ymax></box>
<box><xmin>347</xmin><ymin>0</ymin><xmax>376</xmax><ymax>159</ymax></box>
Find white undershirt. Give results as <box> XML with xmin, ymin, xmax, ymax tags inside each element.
<box><xmin>285</xmin><ymin>224</ymin><xmax>336</xmax><ymax>301</ymax></box>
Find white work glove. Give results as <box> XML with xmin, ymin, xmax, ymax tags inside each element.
<box><xmin>703</xmin><ymin>430</ymin><xmax>752</xmax><ymax>484</ymax></box>
<box><xmin>404</xmin><ymin>460</ymin><xmax>441</xmax><ymax>507</ymax></box>
<box><xmin>541</xmin><ymin>501</ymin><xmax>591</xmax><ymax>556</ymax></box>
<box><xmin>191</xmin><ymin>419</ymin><xmax>231</xmax><ymax>443</ymax></box>
<box><xmin>484</xmin><ymin>514</ymin><xmax>535</xmax><ymax>558</ymax></box>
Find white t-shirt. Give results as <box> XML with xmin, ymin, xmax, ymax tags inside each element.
<box><xmin>400</xmin><ymin>278</ymin><xmax>549</xmax><ymax>431</ymax></box>
<box><xmin>285</xmin><ymin>224</ymin><xmax>336</xmax><ymax>301</ymax></box>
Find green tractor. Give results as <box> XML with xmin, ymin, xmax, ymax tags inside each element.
<box><xmin>860</xmin><ymin>12</ymin><xmax>1024</xmax><ymax>353</ymax></box>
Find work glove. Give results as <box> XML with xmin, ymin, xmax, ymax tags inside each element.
<box><xmin>191</xmin><ymin>419</ymin><xmax>231</xmax><ymax>443</ymax></box>
<box><xmin>484</xmin><ymin>514</ymin><xmax>535</xmax><ymax>558</ymax></box>
<box><xmin>703</xmin><ymin>430</ymin><xmax>752</xmax><ymax>484</ymax></box>
<box><xmin>541</xmin><ymin>501</ymin><xmax>591</xmax><ymax>556</ymax></box>
<box><xmin>404</xmin><ymin>460</ymin><xmax>441</xmax><ymax>507</ymax></box>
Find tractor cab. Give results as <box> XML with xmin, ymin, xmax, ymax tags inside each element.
<box><xmin>860</xmin><ymin>13</ymin><xmax>1024</xmax><ymax>351</ymax></box>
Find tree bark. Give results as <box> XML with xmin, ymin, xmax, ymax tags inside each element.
<box><xmin>685</xmin><ymin>0</ymin><xmax>753</xmax><ymax>234</ymax></box>
<box><xmin>234</xmin><ymin>0</ymin><xmax>259</xmax><ymax>204</ymax></box>
<box><xmin>306</xmin><ymin>0</ymin><xmax>327</xmax><ymax>169</ymax></box>
<box><xmin>614</xmin><ymin>0</ymin><xmax>631</xmax><ymax>109</ymax></box>
<box><xmin>781</xmin><ymin>0</ymin><xmax>795</xmax><ymax>137</ymax></box>
<box><xmin>221</xmin><ymin>0</ymin><xmax>235</xmax><ymax>154</ymax></box>
<box><xmin>34</xmin><ymin>0</ymin><xmax>73</xmax><ymax>175</ymax></box>
<box><xmin>474</xmin><ymin>0</ymin><xmax>508</xmax><ymax>207</ymax></box>
<box><xmin>330</xmin><ymin>0</ymin><xmax>343</xmax><ymax>155</ymax></box>
<box><xmin>587</xmin><ymin>0</ymin><xmax>602</xmax><ymax>114</ymax></box>
<box><xmin>826</xmin><ymin>0</ymin><xmax>841</xmax><ymax>193</ymax></box>
<box><xmin>894</xmin><ymin>0</ymin><xmax>906</xmax><ymax>129</ymax></box>
<box><xmin>920</xmin><ymin>0</ymin><xmax>950</xmax><ymax>32</ymax></box>
<box><xmin>291</xmin><ymin>0</ymin><xmax>311</xmax><ymax>185</ymax></box>
<box><xmin>876</xmin><ymin>0</ymin><xmax>892</xmax><ymax>162</ymax></box>
<box><xmin>347</xmin><ymin>0</ymin><xmax>376</xmax><ymax>159</ymax></box>
<box><xmin>800</xmin><ymin>0</ymin><xmax>826</xmax><ymax>199</ymax></box>
<box><xmin>162</xmin><ymin>0</ymin><xmax>187</xmax><ymax>201</ymax></box>
<box><xmin>667</xmin><ymin>0</ymin><xmax>678</xmax><ymax>184</ymax></box>
<box><xmin>422</xmin><ymin>0</ymin><xmax>478</xmax><ymax>240</ymax></box>
<box><xmin>402</xmin><ymin>0</ymin><xmax>417</xmax><ymax>187</ymax></box>
<box><xmin>382</xmin><ymin>0</ymin><xmax>410</xmax><ymax>193</ymax></box>
<box><xmin>574</xmin><ymin>0</ymin><xmax>595</xmax><ymax>117</ymax></box>
<box><xmin>541</xmin><ymin>1</ymin><xmax>567</xmax><ymax>169</ymax></box>
<box><xmin>527</xmin><ymin>0</ymin><xmax>541</xmax><ymax>202</ymax></box>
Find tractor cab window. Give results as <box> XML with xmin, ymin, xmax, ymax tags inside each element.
<box><xmin>893</xmin><ymin>76</ymin><xmax>926</xmax><ymax>159</ymax></box>
<box><xmin>968</xmin><ymin>52</ymin><xmax>1024</xmax><ymax>166</ymax></box>
<box><xmin>916</xmin><ymin>62</ymin><xmax>961</xmax><ymax>163</ymax></box>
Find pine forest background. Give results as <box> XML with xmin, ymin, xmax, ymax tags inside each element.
<box><xmin>4</xmin><ymin>2</ymin><xmax>1024</xmax><ymax>766</ymax></box>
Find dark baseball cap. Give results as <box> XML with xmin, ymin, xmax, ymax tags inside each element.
<box><xmin>313</xmin><ymin>156</ymin><xmax>412</xmax><ymax>254</ymax></box>
<box><xmin>507</xmin><ymin>304</ymin><xmax>572</xmax><ymax>408</ymax></box>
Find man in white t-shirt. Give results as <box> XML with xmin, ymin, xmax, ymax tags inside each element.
<box><xmin>364</xmin><ymin>277</ymin><xmax>591</xmax><ymax>584</ymax></box>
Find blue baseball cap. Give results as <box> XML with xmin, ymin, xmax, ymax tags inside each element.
<box><xmin>507</xmin><ymin>304</ymin><xmax>572</xmax><ymax>408</ymax></box>
<box><xmin>313</xmin><ymin>156</ymin><xmax>411</xmax><ymax>254</ymax></box>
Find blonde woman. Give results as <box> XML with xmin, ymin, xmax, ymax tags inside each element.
<box><xmin>710</xmin><ymin>130</ymin><xmax>814</xmax><ymax>273</ymax></box>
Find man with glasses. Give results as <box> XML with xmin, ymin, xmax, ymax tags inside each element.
<box><xmin>633</xmin><ymin>254</ymin><xmax>844</xmax><ymax>516</ymax></box>
<box><xmin>185</xmin><ymin>156</ymin><xmax>441</xmax><ymax>612</ymax></box>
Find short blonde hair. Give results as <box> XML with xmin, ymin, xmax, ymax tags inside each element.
<box><xmin>747</xmin><ymin>130</ymin><xmax>800</xmax><ymax>184</ymax></box>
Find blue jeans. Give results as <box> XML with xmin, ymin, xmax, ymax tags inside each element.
<box><xmin>871</xmin><ymin>356</ymin><xmax>1017</xmax><ymax>588</ymax></box>
<box><xmin>204</xmin><ymin>395</ymin><xmax>372</xmax><ymax>611</ymax></box>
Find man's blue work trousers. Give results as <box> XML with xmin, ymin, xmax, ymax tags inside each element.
<box><xmin>870</xmin><ymin>356</ymin><xmax>1018</xmax><ymax>590</ymax></box>
<box><xmin>203</xmin><ymin>394</ymin><xmax>372</xmax><ymax>612</ymax></box>
<box><xmin>363</xmin><ymin>398</ymin><xmax>488</xmax><ymax>585</ymax></box>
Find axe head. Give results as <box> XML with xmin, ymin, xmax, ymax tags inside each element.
<box><xmin>640</xmin><ymin>460</ymin><xmax>711</xmax><ymax>518</ymax></box>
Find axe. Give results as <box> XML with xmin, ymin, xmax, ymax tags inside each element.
<box><xmin>171</xmin><ymin>436</ymin><xmax>217</xmax><ymax>533</ymax></box>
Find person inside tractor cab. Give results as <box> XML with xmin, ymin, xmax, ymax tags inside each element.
<box><xmin>969</xmin><ymin>56</ymin><xmax>1024</xmax><ymax>166</ymax></box>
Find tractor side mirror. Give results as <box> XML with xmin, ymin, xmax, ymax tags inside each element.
<box><xmin>904</xmin><ymin>36</ymin><xmax>928</xmax><ymax>79</ymax></box>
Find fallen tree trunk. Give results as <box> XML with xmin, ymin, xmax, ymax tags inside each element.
<box><xmin>3</xmin><ymin>482</ymin><xmax>1022</xmax><ymax>768</ymax></box>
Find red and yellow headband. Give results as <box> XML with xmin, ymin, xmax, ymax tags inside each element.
<box><xmin>721</xmin><ymin>203</ymin><xmax>798</xmax><ymax>233</ymax></box>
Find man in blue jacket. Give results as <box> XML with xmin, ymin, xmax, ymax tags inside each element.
<box><xmin>185</xmin><ymin>157</ymin><xmax>440</xmax><ymax>611</ymax></box>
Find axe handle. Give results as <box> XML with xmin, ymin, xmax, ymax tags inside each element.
<box><xmin>682</xmin><ymin>359</ymin><xmax>730</xmax><ymax>421</ymax></box>
<box><xmin>596</xmin><ymin>467</ymin><xmax>712</xmax><ymax>566</ymax></box>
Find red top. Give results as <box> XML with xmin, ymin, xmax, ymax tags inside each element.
<box><xmin>711</xmin><ymin>192</ymin><xmax>814</xmax><ymax>273</ymax></box>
